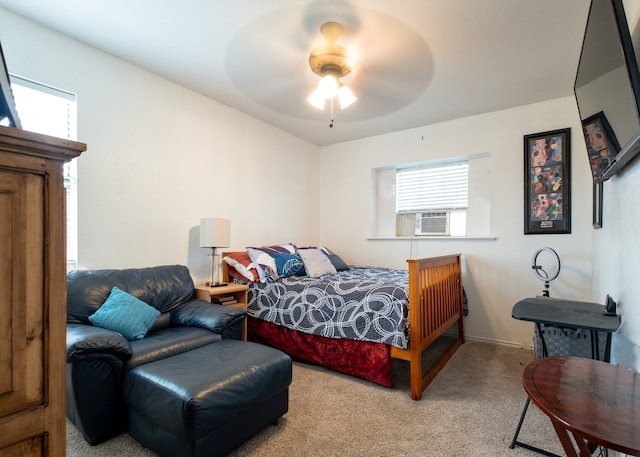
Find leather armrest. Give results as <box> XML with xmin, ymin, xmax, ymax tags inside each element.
<box><xmin>171</xmin><ymin>299</ymin><xmax>246</xmax><ymax>336</ymax></box>
<box><xmin>67</xmin><ymin>323</ymin><xmax>133</xmax><ymax>362</ymax></box>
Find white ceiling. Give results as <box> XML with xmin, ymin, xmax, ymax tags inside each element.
<box><xmin>0</xmin><ymin>0</ymin><xmax>591</xmax><ymax>146</ymax></box>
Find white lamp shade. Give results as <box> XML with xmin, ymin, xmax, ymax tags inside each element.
<box><xmin>338</xmin><ymin>85</ymin><xmax>357</xmax><ymax>109</ymax></box>
<box><xmin>307</xmin><ymin>87</ymin><xmax>326</xmax><ymax>110</ymax></box>
<box><xmin>199</xmin><ymin>218</ymin><xmax>230</xmax><ymax>248</ymax></box>
<box><xmin>307</xmin><ymin>78</ymin><xmax>356</xmax><ymax>111</ymax></box>
<box><xmin>318</xmin><ymin>75</ymin><xmax>339</xmax><ymax>98</ymax></box>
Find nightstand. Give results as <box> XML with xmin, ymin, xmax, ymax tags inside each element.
<box><xmin>194</xmin><ymin>283</ymin><xmax>249</xmax><ymax>340</ymax></box>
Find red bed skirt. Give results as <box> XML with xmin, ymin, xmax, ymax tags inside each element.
<box><xmin>248</xmin><ymin>317</ymin><xmax>394</xmax><ymax>387</ymax></box>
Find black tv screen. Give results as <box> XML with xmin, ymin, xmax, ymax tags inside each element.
<box><xmin>574</xmin><ymin>0</ymin><xmax>640</xmax><ymax>181</ymax></box>
<box><xmin>0</xmin><ymin>42</ymin><xmax>21</xmax><ymax>128</ymax></box>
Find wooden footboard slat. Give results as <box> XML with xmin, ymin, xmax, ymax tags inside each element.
<box><xmin>391</xmin><ymin>254</ymin><xmax>465</xmax><ymax>400</ymax></box>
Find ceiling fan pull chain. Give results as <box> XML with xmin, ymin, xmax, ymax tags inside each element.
<box><xmin>329</xmin><ymin>98</ymin><xmax>335</xmax><ymax>128</ymax></box>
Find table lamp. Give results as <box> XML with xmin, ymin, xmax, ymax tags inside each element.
<box><xmin>199</xmin><ymin>218</ymin><xmax>230</xmax><ymax>287</ymax></box>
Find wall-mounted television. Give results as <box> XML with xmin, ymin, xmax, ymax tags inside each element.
<box><xmin>574</xmin><ymin>0</ymin><xmax>640</xmax><ymax>182</ymax></box>
<box><xmin>0</xmin><ymin>42</ymin><xmax>21</xmax><ymax>128</ymax></box>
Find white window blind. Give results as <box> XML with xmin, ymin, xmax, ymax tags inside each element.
<box><xmin>396</xmin><ymin>161</ymin><xmax>469</xmax><ymax>213</ymax></box>
<box><xmin>10</xmin><ymin>75</ymin><xmax>79</xmax><ymax>270</ymax></box>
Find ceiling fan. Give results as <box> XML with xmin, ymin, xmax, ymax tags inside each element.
<box><xmin>306</xmin><ymin>21</ymin><xmax>357</xmax><ymax>127</ymax></box>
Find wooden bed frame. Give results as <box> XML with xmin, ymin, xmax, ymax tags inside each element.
<box><xmin>223</xmin><ymin>253</ymin><xmax>465</xmax><ymax>401</ymax></box>
<box><xmin>392</xmin><ymin>254</ymin><xmax>465</xmax><ymax>399</ymax></box>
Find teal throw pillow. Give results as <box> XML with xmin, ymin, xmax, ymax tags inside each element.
<box><xmin>274</xmin><ymin>253</ymin><xmax>306</xmax><ymax>277</ymax></box>
<box><xmin>88</xmin><ymin>286</ymin><xmax>160</xmax><ymax>340</ymax></box>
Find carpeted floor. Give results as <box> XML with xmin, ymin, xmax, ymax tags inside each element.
<box><xmin>66</xmin><ymin>340</ymin><xmax>618</xmax><ymax>456</ymax></box>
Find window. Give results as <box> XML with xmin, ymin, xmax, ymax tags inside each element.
<box><xmin>10</xmin><ymin>75</ymin><xmax>78</xmax><ymax>270</ymax></box>
<box><xmin>372</xmin><ymin>153</ymin><xmax>490</xmax><ymax>238</ymax></box>
<box><xmin>396</xmin><ymin>161</ymin><xmax>468</xmax><ymax>236</ymax></box>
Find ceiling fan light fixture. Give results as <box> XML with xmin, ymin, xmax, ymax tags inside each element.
<box><xmin>307</xmin><ymin>87</ymin><xmax>326</xmax><ymax>110</ymax></box>
<box><xmin>337</xmin><ymin>84</ymin><xmax>357</xmax><ymax>109</ymax></box>
<box><xmin>318</xmin><ymin>74</ymin><xmax>339</xmax><ymax>99</ymax></box>
<box><xmin>307</xmin><ymin>21</ymin><xmax>357</xmax><ymax>120</ymax></box>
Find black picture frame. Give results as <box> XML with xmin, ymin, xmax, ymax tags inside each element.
<box><xmin>0</xmin><ymin>42</ymin><xmax>21</xmax><ymax>129</ymax></box>
<box><xmin>581</xmin><ymin>111</ymin><xmax>620</xmax><ymax>182</ymax></box>
<box><xmin>582</xmin><ymin>111</ymin><xmax>619</xmax><ymax>229</ymax></box>
<box><xmin>524</xmin><ymin>128</ymin><xmax>571</xmax><ymax>235</ymax></box>
<box><xmin>593</xmin><ymin>181</ymin><xmax>603</xmax><ymax>229</ymax></box>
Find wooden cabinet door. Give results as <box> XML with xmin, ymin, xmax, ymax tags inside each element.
<box><xmin>0</xmin><ymin>168</ymin><xmax>48</xmax><ymax>456</ymax></box>
<box><xmin>0</xmin><ymin>126</ymin><xmax>84</xmax><ymax>457</ymax></box>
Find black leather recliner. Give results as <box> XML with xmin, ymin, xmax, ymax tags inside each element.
<box><xmin>66</xmin><ymin>265</ymin><xmax>246</xmax><ymax>445</ymax></box>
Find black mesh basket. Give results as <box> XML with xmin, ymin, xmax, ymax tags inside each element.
<box><xmin>533</xmin><ymin>324</ymin><xmax>608</xmax><ymax>360</ymax></box>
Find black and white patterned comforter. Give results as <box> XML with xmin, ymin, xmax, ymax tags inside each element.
<box><xmin>246</xmin><ymin>267</ymin><xmax>410</xmax><ymax>349</ymax></box>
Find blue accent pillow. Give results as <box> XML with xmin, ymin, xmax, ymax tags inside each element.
<box><xmin>329</xmin><ymin>254</ymin><xmax>350</xmax><ymax>271</ymax></box>
<box><xmin>88</xmin><ymin>286</ymin><xmax>160</xmax><ymax>340</ymax></box>
<box><xmin>274</xmin><ymin>253</ymin><xmax>306</xmax><ymax>277</ymax></box>
<box><xmin>246</xmin><ymin>244</ymin><xmax>296</xmax><ymax>282</ymax></box>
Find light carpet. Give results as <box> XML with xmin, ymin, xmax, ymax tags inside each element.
<box><xmin>66</xmin><ymin>340</ymin><xmax>617</xmax><ymax>456</ymax></box>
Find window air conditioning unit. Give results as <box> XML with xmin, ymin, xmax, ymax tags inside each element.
<box><xmin>415</xmin><ymin>211</ymin><xmax>449</xmax><ymax>235</ymax></box>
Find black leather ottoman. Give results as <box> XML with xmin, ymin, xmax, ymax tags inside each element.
<box><xmin>123</xmin><ymin>340</ymin><xmax>292</xmax><ymax>457</ymax></box>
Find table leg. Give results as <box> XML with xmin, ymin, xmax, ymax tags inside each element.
<box><xmin>591</xmin><ymin>330</ymin><xmax>599</xmax><ymax>361</ymax></box>
<box><xmin>537</xmin><ymin>322</ymin><xmax>549</xmax><ymax>357</ymax></box>
<box><xmin>509</xmin><ymin>398</ymin><xmax>530</xmax><ymax>449</ymax></box>
<box><xmin>550</xmin><ymin>420</ymin><xmax>603</xmax><ymax>457</ymax></box>
<box><xmin>574</xmin><ymin>435</ymin><xmax>593</xmax><ymax>456</ymax></box>
<box><xmin>551</xmin><ymin>420</ymin><xmax>580</xmax><ymax>457</ymax></box>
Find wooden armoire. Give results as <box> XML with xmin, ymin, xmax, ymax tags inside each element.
<box><xmin>0</xmin><ymin>125</ymin><xmax>86</xmax><ymax>456</ymax></box>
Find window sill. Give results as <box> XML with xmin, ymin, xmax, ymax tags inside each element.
<box><xmin>367</xmin><ymin>236</ymin><xmax>497</xmax><ymax>241</ymax></box>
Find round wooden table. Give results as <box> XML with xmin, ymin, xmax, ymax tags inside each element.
<box><xmin>523</xmin><ymin>356</ymin><xmax>640</xmax><ymax>457</ymax></box>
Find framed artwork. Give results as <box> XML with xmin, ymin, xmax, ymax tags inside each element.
<box><xmin>582</xmin><ymin>111</ymin><xmax>618</xmax><ymax>229</ymax></box>
<box><xmin>524</xmin><ymin>128</ymin><xmax>571</xmax><ymax>235</ymax></box>
<box><xmin>0</xmin><ymin>42</ymin><xmax>21</xmax><ymax>128</ymax></box>
<box><xmin>581</xmin><ymin>111</ymin><xmax>619</xmax><ymax>181</ymax></box>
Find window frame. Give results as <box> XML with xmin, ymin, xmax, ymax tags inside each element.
<box><xmin>9</xmin><ymin>75</ymin><xmax>79</xmax><ymax>270</ymax></box>
<box><xmin>371</xmin><ymin>152</ymin><xmax>491</xmax><ymax>239</ymax></box>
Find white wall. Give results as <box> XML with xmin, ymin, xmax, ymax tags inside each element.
<box><xmin>592</xmin><ymin>160</ymin><xmax>640</xmax><ymax>371</ymax></box>
<box><xmin>0</xmin><ymin>8</ymin><xmax>321</xmax><ymax>284</ymax></box>
<box><xmin>4</xmin><ymin>8</ymin><xmax>633</xmax><ymax>351</ymax></box>
<box><xmin>319</xmin><ymin>99</ymin><xmax>595</xmax><ymax>348</ymax></box>
<box><xmin>585</xmin><ymin>0</ymin><xmax>640</xmax><ymax>364</ymax></box>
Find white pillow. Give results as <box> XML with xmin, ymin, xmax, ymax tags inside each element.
<box><xmin>246</xmin><ymin>244</ymin><xmax>297</xmax><ymax>282</ymax></box>
<box><xmin>246</xmin><ymin>247</ymin><xmax>275</xmax><ymax>282</ymax></box>
<box><xmin>222</xmin><ymin>255</ymin><xmax>256</xmax><ymax>282</ymax></box>
<box><xmin>297</xmin><ymin>248</ymin><xmax>337</xmax><ymax>277</ymax></box>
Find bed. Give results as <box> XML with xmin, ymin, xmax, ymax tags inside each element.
<box><xmin>222</xmin><ymin>247</ymin><xmax>465</xmax><ymax>400</ymax></box>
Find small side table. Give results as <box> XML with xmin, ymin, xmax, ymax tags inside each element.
<box><xmin>523</xmin><ymin>356</ymin><xmax>640</xmax><ymax>457</ymax></box>
<box><xmin>512</xmin><ymin>297</ymin><xmax>621</xmax><ymax>360</ymax></box>
<box><xmin>510</xmin><ymin>296</ymin><xmax>621</xmax><ymax>456</ymax></box>
<box><xmin>194</xmin><ymin>284</ymin><xmax>249</xmax><ymax>341</ymax></box>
